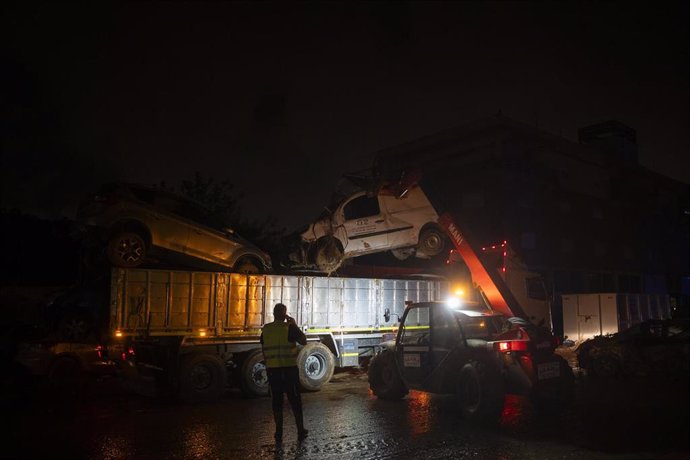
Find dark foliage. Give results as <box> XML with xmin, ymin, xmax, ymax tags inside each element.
<box><xmin>161</xmin><ymin>172</ymin><xmax>288</xmax><ymax>262</ymax></box>
<box><xmin>0</xmin><ymin>209</ymin><xmax>80</xmax><ymax>286</ymax></box>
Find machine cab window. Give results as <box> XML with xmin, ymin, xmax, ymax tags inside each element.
<box><xmin>400</xmin><ymin>305</ymin><xmax>430</xmax><ymax>345</ymax></box>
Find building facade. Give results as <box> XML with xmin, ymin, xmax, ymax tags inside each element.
<box><xmin>373</xmin><ymin>115</ymin><xmax>690</xmax><ymax>327</ymax></box>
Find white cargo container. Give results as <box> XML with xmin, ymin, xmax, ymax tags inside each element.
<box><xmin>562</xmin><ymin>293</ymin><xmax>672</xmax><ymax>341</ymax></box>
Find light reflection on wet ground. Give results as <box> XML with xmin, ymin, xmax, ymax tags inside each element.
<box><xmin>5</xmin><ymin>371</ymin><xmax>689</xmax><ymax>459</ymax></box>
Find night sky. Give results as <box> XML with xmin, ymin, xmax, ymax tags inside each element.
<box><xmin>2</xmin><ymin>1</ymin><xmax>688</xmax><ymax>230</ymax></box>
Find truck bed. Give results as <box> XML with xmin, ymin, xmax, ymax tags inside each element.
<box><xmin>110</xmin><ymin>268</ymin><xmax>446</xmax><ymax>338</ymax></box>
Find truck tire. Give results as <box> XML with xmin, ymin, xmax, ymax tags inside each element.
<box><xmin>178</xmin><ymin>353</ymin><xmax>227</xmax><ymax>403</ymax></box>
<box><xmin>240</xmin><ymin>349</ymin><xmax>269</xmax><ymax>397</ymax></box>
<box><xmin>368</xmin><ymin>350</ymin><xmax>408</xmax><ymax>400</ymax></box>
<box><xmin>457</xmin><ymin>361</ymin><xmax>505</xmax><ymax>424</ymax></box>
<box><xmin>297</xmin><ymin>342</ymin><xmax>335</xmax><ymax>391</ymax></box>
<box><xmin>107</xmin><ymin>231</ymin><xmax>147</xmax><ymax>268</ymax></box>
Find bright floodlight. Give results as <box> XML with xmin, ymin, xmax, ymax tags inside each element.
<box><xmin>446</xmin><ymin>297</ymin><xmax>462</xmax><ymax>308</ymax></box>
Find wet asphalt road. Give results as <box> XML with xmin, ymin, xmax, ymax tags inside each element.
<box><xmin>4</xmin><ymin>370</ymin><xmax>689</xmax><ymax>460</ymax></box>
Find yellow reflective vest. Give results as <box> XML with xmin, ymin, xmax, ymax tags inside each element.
<box><xmin>262</xmin><ymin>321</ymin><xmax>298</xmax><ymax>368</ymax></box>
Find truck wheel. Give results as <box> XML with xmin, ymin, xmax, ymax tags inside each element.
<box><xmin>417</xmin><ymin>227</ymin><xmax>445</xmax><ymax>258</ymax></box>
<box><xmin>457</xmin><ymin>361</ymin><xmax>505</xmax><ymax>423</ymax></box>
<box><xmin>107</xmin><ymin>231</ymin><xmax>147</xmax><ymax>268</ymax></box>
<box><xmin>178</xmin><ymin>353</ymin><xmax>227</xmax><ymax>403</ymax></box>
<box><xmin>297</xmin><ymin>343</ymin><xmax>335</xmax><ymax>391</ymax></box>
<box><xmin>313</xmin><ymin>237</ymin><xmax>344</xmax><ymax>273</ymax></box>
<box><xmin>240</xmin><ymin>349</ymin><xmax>269</xmax><ymax>397</ymax></box>
<box><xmin>368</xmin><ymin>350</ymin><xmax>408</xmax><ymax>400</ymax></box>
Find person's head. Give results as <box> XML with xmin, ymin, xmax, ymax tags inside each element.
<box><xmin>273</xmin><ymin>303</ymin><xmax>287</xmax><ymax>321</ymax></box>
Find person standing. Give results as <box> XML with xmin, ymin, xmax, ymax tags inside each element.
<box><xmin>261</xmin><ymin>303</ymin><xmax>308</xmax><ymax>443</ymax></box>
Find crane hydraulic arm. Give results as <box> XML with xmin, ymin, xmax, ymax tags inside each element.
<box><xmin>437</xmin><ymin>213</ymin><xmax>527</xmax><ymax>319</ymax></box>
<box><xmin>380</xmin><ymin>168</ymin><xmax>528</xmax><ymax>320</ymax></box>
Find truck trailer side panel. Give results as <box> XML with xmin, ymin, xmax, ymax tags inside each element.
<box><xmin>111</xmin><ymin>268</ymin><xmax>445</xmax><ymax>338</ymax></box>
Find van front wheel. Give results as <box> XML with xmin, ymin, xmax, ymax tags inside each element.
<box><xmin>417</xmin><ymin>227</ymin><xmax>445</xmax><ymax>258</ymax></box>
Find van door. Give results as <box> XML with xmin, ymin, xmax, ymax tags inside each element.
<box><xmin>339</xmin><ymin>193</ymin><xmax>391</xmax><ymax>255</ymax></box>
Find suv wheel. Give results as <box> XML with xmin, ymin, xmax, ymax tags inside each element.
<box><xmin>107</xmin><ymin>231</ymin><xmax>147</xmax><ymax>268</ymax></box>
<box><xmin>233</xmin><ymin>258</ymin><xmax>261</xmax><ymax>274</ymax></box>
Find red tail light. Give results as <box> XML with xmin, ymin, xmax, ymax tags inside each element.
<box><xmin>96</xmin><ymin>345</ymin><xmax>103</xmax><ymax>359</ymax></box>
<box><xmin>496</xmin><ymin>340</ymin><xmax>529</xmax><ymax>352</ymax></box>
<box><xmin>121</xmin><ymin>347</ymin><xmax>136</xmax><ymax>361</ymax></box>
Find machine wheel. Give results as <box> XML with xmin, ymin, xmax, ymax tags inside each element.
<box><xmin>313</xmin><ymin>237</ymin><xmax>344</xmax><ymax>273</ymax></box>
<box><xmin>240</xmin><ymin>349</ymin><xmax>269</xmax><ymax>397</ymax></box>
<box><xmin>107</xmin><ymin>231</ymin><xmax>147</xmax><ymax>268</ymax></box>
<box><xmin>178</xmin><ymin>353</ymin><xmax>227</xmax><ymax>403</ymax></box>
<box><xmin>297</xmin><ymin>342</ymin><xmax>335</xmax><ymax>391</ymax></box>
<box><xmin>590</xmin><ymin>353</ymin><xmax>619</xmax><ymax>378</ymax></box>
<box><xmin>457</xmin><ymin>361</ymin><xmax>505</xmax><ymax>423</ymax></box>
<box><xmin>417</xmin><ymin>227</ymin><xmax>445</xmax><ymax>258</ymax></box>
<box><xmin>233</xmin><ymin>257</ymin><xmax>262</xmax><ymax>274</ymax></box>
<box><xmin>368</xmin><ymin>350</ymin><xmax>408</xmax><ymax>400</ymax></box>
<box><xmin>58</xmin><ymin>314</ymin><xmax>92</xmax><ymax>342</ymax></box>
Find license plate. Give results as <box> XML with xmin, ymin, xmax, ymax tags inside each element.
<box><xmin>403</xmin><ymin>353</ymin><xmax>421</xmax><ymax>368</ymax></box>
<box><xmin>537</xmin><ymin>362</ymin><xmax>560</xmax><ymax>380</ymax></box>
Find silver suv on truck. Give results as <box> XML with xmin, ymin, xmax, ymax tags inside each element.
<box><xmin>78</xmin><ymin>183</ymin><xmax>272</xmax><ymax>273</ymax></box>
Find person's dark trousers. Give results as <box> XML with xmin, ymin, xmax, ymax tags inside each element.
<box><xmin>267</xmin><ymin>366</ymin><xmax>307</xmax><ymax>441</ymax></box>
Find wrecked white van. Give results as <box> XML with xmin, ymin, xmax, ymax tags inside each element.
<box><xmin>297</xmin><ymin>185</ymin><xmax>445</xmax><ymax>272</ymax></box>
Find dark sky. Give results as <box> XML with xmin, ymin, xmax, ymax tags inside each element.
<box><xmin>2</xmin><ymin>1</ymin><xmax>688</xmax><ymax>230</ymax></box>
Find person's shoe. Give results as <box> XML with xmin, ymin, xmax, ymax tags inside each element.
<box><xmin>297</xmin><ymin>429</ymin><xmax>309</xmax><ymax>441</ymax></box>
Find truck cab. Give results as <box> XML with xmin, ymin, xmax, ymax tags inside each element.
<box><xmin>299</xmin><ymin>185</ymin><xmax>444</xmax><ymax>272</ymax></box>
<box><xmin>368</xmin><ymin>300</ymin><xmax>574</xmax><ymax>423</ymax></box>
